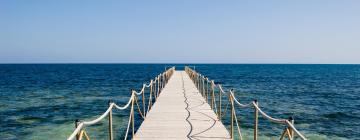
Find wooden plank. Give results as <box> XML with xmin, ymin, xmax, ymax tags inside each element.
<box><xmin>134</xmin><ymin>71</ymin><xmax>231</xmax><ymax>140</ymax></box>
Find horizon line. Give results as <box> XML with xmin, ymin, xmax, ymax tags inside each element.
<box><xmin>0</xmin><ymin>62</ymin><xmax>360</xmax><ymax>65</ymax></box>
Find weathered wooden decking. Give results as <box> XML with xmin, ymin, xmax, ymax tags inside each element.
<box><xmin>134</xmin><ymin>71</ymin><xmax>231</xmax><ymax>140</ymax></box>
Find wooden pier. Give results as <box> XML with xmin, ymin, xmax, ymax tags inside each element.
<box><xmin>67</xmin><ymin>67</ymin><xmax>307</xmax><ymax>140</ymax></box>
<box><xmin>134</xmin><ymin>71</ymin><xmax>230</xmax><ymax>139</ymax></box>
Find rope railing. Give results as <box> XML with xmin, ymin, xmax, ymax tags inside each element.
<box><xmin>185</xmin><ymin>66</ymin><xmax>307</xmax><ymax>140</ymax></box>
<box><xmin>67</xmin><ymin>67</ymin><xmax>175</xmax><ymax>140</ymax></box>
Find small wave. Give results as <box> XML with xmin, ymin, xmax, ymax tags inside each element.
<box><xmin>16</xmin><ymin>116</ymin><xmax>45</xmax><ymax>124</ymax></box>
<box><xmin>322</xmin><ymin>112</ymin><xmax>355</xmax><ymax>119</ymax></box>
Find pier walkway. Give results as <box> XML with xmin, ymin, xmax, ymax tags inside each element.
<box><xmin>134</xmin><ymin>71</ymin><xmax>230</xmax><ymax>139</ymax></box>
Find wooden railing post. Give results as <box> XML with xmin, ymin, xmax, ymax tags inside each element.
<box><xmin>157</xmin><ymin>76</ymin><xmax>160</xmax><ymax>97</ymax></box>
<box><xmin>162</xmin><ymin>73</ymin><xmax>164</xmax><ymax>87</ymax></box>
<box><xmin>195</xmin><ymin>74</ymin><xmax>198</xmax><ymax>89</ymax></box>
<box><xmin>211</xmin><ymin>80</ymin><xmax>215</xmax><ymax>110</ymax></box>
<box><xmin>160</xmin><ymin>75</ymin><xmax>163</xmax><ymax>91</ymax></box>
<box><xmin>108</xmin><ymin>101</ymin><xmax>113</xmax><ymax>140</ymax></box>
<box><xmin>218</xmin><ymin>87</ymin><xmax>222</xmax><ymax>120</ymax></box>
<box><xmin>202</xmin><ymin>76</ymin><xmax>205</xmax><ymax>98</ymax></box>
<box><xmin>205</xmin><ymin>78</ymin><xmax>208</xmax><ymax>102</ymax></box>
<box><xmin>230</xmin><ymin>94</ymin><xmax>234</xmax><ymax>139</ymax></box>
<box><xmin>74</xmin><ymin>119</ymin><xmax>80</xmax><ymax>140</ymax></box>
<box><xmin>195</xmin><ymin>73</ymin><xmax>197</xmax><ymax>88</ymax></box>
<box><xmin>199</xmin><ymin>75</ymin><xmax>201</xmax><ymax>93</ymax></box>
<box><xmin>165</xmin><ymin>72</ymin><xmax>167</xmax><ymax>85</ymax></box>
<box><xmin>199</xmin><ymin>75</ymin><xmax>201</xmax><ymax>92</ymax></box>
<box><xmin>254</xmin><ymin>100</ymin><xmax>258</xmax><ymax>140</ymax></box>
<box><xmin>164</xmin><ymin>73</ymin><xmax>166</xmax><ymax>86</ymax></box>
<box><xmin>289</xmin><ymin>116</ymin><xmax>294</xmax><ymax>140</ymax></box>
<box><xmin>160</xmin><ymin>74</ymin><xmax>163</xmax><ymax>89</ymax></box>
<box><xmin>159</xmin><ymin>74</ymin><xmax>162</xmax><ymax>90</ymax></box>
<box><xmin>198</xmin><ymin>74</ymin><xmax>201</xmax><ymax>91</ymax></box>
<box><xmin>162</xmin><ymin>74</ymin><xmax>165</xmax><ymax>89</ymax></box>
<box><xmin>198</xmin><ymin>74</ymin><xmax>200</xmax><ymax>90</ymax></box>
<box><xmin>162</xmin><ymin>72</ymin><xmax>164</xmax><ymax>85</ymax></box>
<box><xmin>142</xmin><ymin>85</ymin><xmax>146</xmax><ymax>117</ymax></box>
<box><xmin>149</xmin><ymin>80</ymin><xmax>153</xmax><ymax>110</ymax></box>
<box><xmin>131</xmin><ymin>90</ymin><xmax>135</xmax><ymax>139</ymax></box>
<box><xmin>153</xmin><ymin>79</ymin><xmax>156</xmax><ymax>100</ymax></box>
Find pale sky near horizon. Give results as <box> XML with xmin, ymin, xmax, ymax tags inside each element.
<box><xmin>1</xmin><ymin>0</ymin><xmax>360</xmax><ymax>64</ymax></box>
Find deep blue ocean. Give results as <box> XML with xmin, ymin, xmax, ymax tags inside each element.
<box><xmin>0</xmin><ymin>64</ymin><xmax>359</xmax><ymax>140</ymax></box>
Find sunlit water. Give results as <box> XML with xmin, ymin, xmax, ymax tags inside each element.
<box><xmin>0</xmin><ymin>64</ymin><xmax>359</xmax><ymax>140</ymax></box>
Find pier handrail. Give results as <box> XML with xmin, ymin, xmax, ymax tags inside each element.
<box><xmin>185</xmin><ymin>66</ymin><xmax>307</xmax><ymax>140</ymax></box>
<box><xmin>67</xmin><ymin>67</ymin><xmax>175</xmax><ymax>140</ymax></box>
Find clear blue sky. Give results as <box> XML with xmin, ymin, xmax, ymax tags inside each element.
<box><xmin>1</xmin><ymin>0</ymin><xmax>359</xmax><ymax>63</ymax></box>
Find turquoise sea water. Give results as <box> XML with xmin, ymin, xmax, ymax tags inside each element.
<box><xmin>0</xmin><ymin>64</ymin><xmax>359</xmax><ymax>140</ymax></box>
